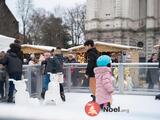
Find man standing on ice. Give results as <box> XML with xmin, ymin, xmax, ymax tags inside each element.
<box><xmin>41</xmin><ymin>49</ymin><xmax>65</xmax><ymax>101</ymax></box>
<box><xmin>0</xmin><ymin>42</ymin><xmax>23</xmax><ymax>103</ymax></box>
<box><xmin>84</xmin><ymin>40</ymin><xmax>99</xmax><ymax>101</ymax></box>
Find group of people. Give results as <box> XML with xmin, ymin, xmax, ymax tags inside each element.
<box><xmin>0</xmin><ymin>43</ymin><xmax>68</xmax><ymax>102</ymax></box>
<box><xmin>84</xmin><ymin>40</ymin><xmax>160</xmax><ymax>109</ymax></box>
<box><xmin>0</xmin><ymin>38</ymin><xmax>159</xmax><ymax>107</ymax></box>
<box><xmin>84</xmin><ymin>40</ymin><xmax>114</xmax><ymax>109</ymax></box>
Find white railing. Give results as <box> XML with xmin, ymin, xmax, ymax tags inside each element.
<box><xmin>9</xmin><ymin>62</ymin><xmax>159</xmax><ymax>98</ymax></box>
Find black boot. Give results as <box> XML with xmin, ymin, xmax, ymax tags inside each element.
<box><xmin>155</xmin><ymin>94</ymin><xmax>160</xmax><ymax>100</ymax></box>
<box><xmin>60</xmin><ymin>92</ymin><xmax>66</xmax><ymax>102</ymax></box>
<box><xmin>107</xmin><ymin>102</ymin><xmax>111</xmax><ymax>108</ymax></box>
<box><xmin>41</xmin><ymin>89</ymin><xmax>46</xmax><ymax>99</ymax></box>
<box><xmin>100</xmin><ymin>104</ymin><xmax>104</xmax><ymax>109</ymax></box>
<box><xmin>91</xmin><ymin>95</ymin><xmax>96</xmax><ymax>101</ymax></box>
<box><xmin>0</xmin><ymin>93</ymin><xmax>4</xmax><ymax>100</ymax></box>
<box><xmin>7</xmin><ymin>96</ymin><xmax>13</xmax><ymax>103</ymax></box>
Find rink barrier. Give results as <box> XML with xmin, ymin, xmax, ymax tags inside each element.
<box><xmin>18</xmin><ymin>63</ymin><xmax>160</xmax><ymax>98</ymax></box>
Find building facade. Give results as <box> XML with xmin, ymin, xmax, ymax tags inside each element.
<box><xmin>85</xmin><ymin>0</ymin><xmax>160</xmax><ymax>61</ymax></box>
<box><xmin>0</xmin><ymin>0</ymin><xmax>19</xmax><ymax>38</ymax></box>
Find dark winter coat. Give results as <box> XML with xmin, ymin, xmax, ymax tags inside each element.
<box><xmin>55</xmin><ymin>54</ymin><xmax>65</xmax><ymax>73</ymax></box>
<box><xmin>86</xmin><ymin>48</ymin><xmax>99</xmax><ymax>77</ymax></box>
<box><xmin>0</xmin><ymin>52</ymin><xmax>22</xmax><ymax>76</ymax></box>
<box><xmin>146</xmin><ymin>59</ymin><xmax>159</xmax><ymax>84</ymax></box>
<box><xmin>44</xmin><ymin>56</ymin><xmax>63</xmax><ymax>74</ymax></box>
<box><xmin>55</xmin><ymin>54</ymin><xmax>65</xmax><ymax>65</ymax></box>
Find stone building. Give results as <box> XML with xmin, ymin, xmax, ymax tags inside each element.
<box><xmin>85</xmin><ymin>0</ymin><xmax>160</xmax><ymax>61</ymax></box>
<box><xmin>0</xmin><ymin>0</ymin><xmax>19</xmax><ymax>38</ymax></box>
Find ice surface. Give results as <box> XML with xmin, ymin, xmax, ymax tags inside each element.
<box><xmin>0</xmin><ymin>93</ymin><xmax>159</xmax><ymax>120</ymax></box>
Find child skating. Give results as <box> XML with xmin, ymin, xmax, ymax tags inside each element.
<box><xmin>94</xmin><ymin>55</ymin><xmax>114</xmax><ymax>110</ymax></box>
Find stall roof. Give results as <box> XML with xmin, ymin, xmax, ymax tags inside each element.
<box><xmin>0</xmin><ymin>34</ymin><xmax>15</xmax><ymax>51</ymax></box>
<box><xmin>21</xmin><ymin>41</ymin><xmax>141</xmax><ymax>54</ymax></box>
<box><xmin>21</xmin><ymin>44</ymin><xmax>68</xmax><ymax>52</ymax></box>
<box><xmin>68</xmin><ymin>41</ymin><xmax>141</xmax><ymax>51</ymax></box>
<box><xmin>154</xmin><ymin>44</ymin><xmax>160</xmax><ymax>48</ymax></box>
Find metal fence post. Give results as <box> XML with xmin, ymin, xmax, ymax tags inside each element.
<box><xmin>118</xmin><ymin>63</ymin><xmax>124</xmax><ymax>93</ymax></box>
<box><xmin>36</xmin><ymin>66</ymin><xmax>42</xmax><ymax>98</ymax></box>
<box><xmin>27</xmin><ymin>66</ymin><xmax>32</xmax><ymax>96</ymax></box>
<box><xmin>66</xmin><ymin>65</ymin><xmax>72</xmax><ymax>92</ymax></box>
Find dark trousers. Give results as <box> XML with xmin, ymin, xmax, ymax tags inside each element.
<box><xmin>60</xmin><ymin>83</ymin><xmax>64</xmax><ymax>93</ymax></box>
<box><xmin>42</xmin><ymin>74</ymin><xmax>64</xmax><ymax>93</ymax></box>
<box><xmin>8</xmin><ymin>73</ymin><xmax>22</xmax><ymax>97</ymax></box>
<box><xmin>0</xmin><ymin>80</ymin><xmax>5</xmax><ymax>97</ymax></box>
<box><xmin>148</xmin><ymin>82</ymin><xmax>154</xmax><ymax>89</ymax></box>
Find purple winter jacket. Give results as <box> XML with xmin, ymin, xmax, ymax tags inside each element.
<box><xmin>94</xmin><ymin>67</ymin><xmax>114</xmax><ymax>104</ymax></box>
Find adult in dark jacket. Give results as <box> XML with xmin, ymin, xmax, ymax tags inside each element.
<box><xmin>146</xmin><ymin>53</ymin><xmax>159</xmax><ymax>89</ymax></box>
<box><xmin>41</xmin><ymin>56</ymin><xmax>61</xmax><ymax>90</ymax></box>
<box><xmin>41</xmin><ymin>49</ymin><xmax>65</xmax><ymax>101</ymax></box>
<box><xmin>0</xmin><ymin>51</ymin><xmax>22</xmax><ymax>102</ymax></box>
<box><xmin>84</xmin><ymin>40</ymin><xmax>99</xmax><ymax>101</ymax></box>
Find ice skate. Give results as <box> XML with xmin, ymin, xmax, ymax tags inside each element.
<box><xmin>91</xmin><ymin>95</ymin><xmax>96</xmax><ymax>101</ymax></box>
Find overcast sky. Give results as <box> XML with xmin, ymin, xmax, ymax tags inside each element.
<box><xmin>6</xmin><ymin>0</ymin><xmax>86</xmax><ymax>31</ymax></box>
<box><xmin>6</xmin><ymin>0</ymin><xmax>86</xmax><ymax>20</ymax></box>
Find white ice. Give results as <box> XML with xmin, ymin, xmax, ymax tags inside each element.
<box><xmin>0</xmin><ymin>93</ymin><xmax>159</xmax><ymax>120</ymax></box>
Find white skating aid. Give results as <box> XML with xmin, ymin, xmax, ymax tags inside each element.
<box><xmin>9</xmin><ymin>79</ymin><xmax>40</xmax><ymax>106</ymax></box>
<box><xmin>43</xmin><ymin>73</ymin><xmax>62</xmax><ymax>105</ymax></box>
<box><xmin>9</xmin><ymin>79</ymin><xmax>30</xmax><ymax>105</ymax></box>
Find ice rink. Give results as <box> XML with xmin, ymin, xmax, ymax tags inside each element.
<box><xmin>0</xmin><ymin>93</ymin><xmax>159</xmax><ymax>120</ymax></box>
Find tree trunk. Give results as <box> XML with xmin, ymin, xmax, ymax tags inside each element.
<box><xmin>23</xmin><ymin>21</ymin><xmax>26</xmax><ymax>44</ymax></box>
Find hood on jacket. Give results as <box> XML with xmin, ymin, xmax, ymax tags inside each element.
<box><xmin>94</xmin><ymin>67</ymin><xmax>111</xmax><ymax>74</ymax></box>
<box><xmin>9</xmin><ymin>43</ymin><xmax>21</xmax><ymax>54</ymax></box>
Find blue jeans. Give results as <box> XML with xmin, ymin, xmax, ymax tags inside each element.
<box><xmin>8</xmin><ymin>73</ymin><xmax>22</xmax><ymax>97</ymax></box>
<box><xmin>42</xmin><ymin>74</ymin><xmax>50</xmax><ymax>91</ymax></box>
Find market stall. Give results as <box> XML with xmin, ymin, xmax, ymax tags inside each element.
<box><xmin>68</xmin><ymin>41</ymin><xmax>141</xmax><ymax>63</ymax></box>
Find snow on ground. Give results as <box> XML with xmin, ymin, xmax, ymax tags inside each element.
<box><xmin>0</xmin><ymin>93</ymin><xmax>159</xmax><ymax>120</ymax></box>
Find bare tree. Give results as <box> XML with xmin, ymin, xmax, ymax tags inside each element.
<box><xmin>27</xmin><ymin>8</ymin><xmax>47</xmax><ymax>44</ymax></box>
<box><xmin>64</xmin><ymin>4</ymin><xmax>86</xmax><ymax>46</ymax></box>
<box><xmin>17</xmin><ymin>0</ymin><xmax>33</xmax><ymax>44</ymax></box>
<box><xmin>27</xmin><ymin>8</ymin><xmax>71</xmax><ymax>48</ymax></box>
